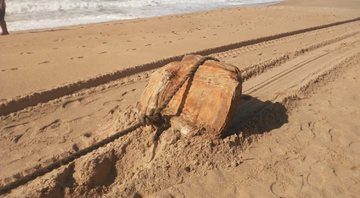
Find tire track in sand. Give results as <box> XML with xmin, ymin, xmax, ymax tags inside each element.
<box><xmin>0</xmin><ymin>17</ymin><xmax>359</xmax><ymax>116</ymax></box>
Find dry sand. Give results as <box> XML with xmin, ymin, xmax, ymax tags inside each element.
<box><xmin>0</xmin><ymin>0</ymin><xmax>360</xmax><ymax>197</ymax></box>
<box><xmin>0</xmin><ymin>2</ymin><xmax>358</xmax><ymax>102</ymax></box>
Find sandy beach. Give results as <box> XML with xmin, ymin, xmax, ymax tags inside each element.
<box><xmin>0</xmin><ymin>0</ymin><xmax>359</xmax><ymax>197</ymax></box>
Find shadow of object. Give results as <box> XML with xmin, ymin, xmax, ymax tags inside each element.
<box><xmin>224</xmin><ymin>95</ymin><xmax>288</xmax><ymax>138</ymax></box>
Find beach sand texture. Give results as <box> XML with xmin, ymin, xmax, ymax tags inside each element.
<box><xmin>0</xmin><ymin>0</ymin><xmax>360</xmax><ymax>197</ymax></box>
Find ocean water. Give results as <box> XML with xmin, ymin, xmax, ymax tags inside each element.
<box><xmin>6</xmin><ymin>0</ymin><xmax>280</xmax><ymax>32</ymax></box>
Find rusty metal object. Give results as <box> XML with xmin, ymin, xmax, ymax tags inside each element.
<box><xmin>138</xmin><ymin>55</ymin><xmax>242</xmax><ymax>138</ymax></box>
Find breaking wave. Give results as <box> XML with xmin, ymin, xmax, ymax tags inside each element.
<box><xmin>6</xmin><ymin>0</ymin><xmax>280</xmax><ymax>31</ymax></box>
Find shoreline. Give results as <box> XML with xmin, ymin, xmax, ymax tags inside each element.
<box><xmin>10</xmin><ymin>0</ymin><xmax>360</xmax><ymax>35</ymax></box>
<box><xmin>8</xmin><ymin>1</ymin><xmax>282</xmax><ymax>35</ymax></box>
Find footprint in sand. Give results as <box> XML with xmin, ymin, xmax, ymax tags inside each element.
<box><xmin>103</xmin><ymin>99</ymin><xmax>123</xmax><ymax>106</ymax></box>
<box><xmin>83</xmin><ymin>132</ymin><xmax>92</xmax><ymax>138</ymax></box>
<box><xmin>99</xmin><ymin>51</ymin><xmax>107</xmax><ymax>54</ymax></box>
<box><xmin>108</xmin><ymin>105</ymin><xmax>120</xmax><ymax>115</ymax></box>
<box><xmin>1</xmin><ymin>67</ymin><xmax>19</xmax><ymax>72</ymax></box>
<box><xmin>53</xmin><ymin>38</ymin><xmax>64</xmax><ymax>42</ymax></box>
<box><xmin>68</xmin><ymin>113</ymin><xmax>94</xmax><ymax>123</ymax></box>
<box><xmin>80</xmin><ymin>132</ymin><xmax>96</xmax><ymax>147</ymax></box>
<box><xmin>62</xmin><ymin>98</ymin><xmax>83</xmax><ymax>109</ymax></box>
<box><xmin>77</xmin><ymin>56</ymin><xmax>84</xmax><ymax>59</ymax></box>
<box><xmin>307</xmin><ymin>171</ymin><xmax>324</xmax><ymax>190</ymax></box>
<box><xmin>271</xmin><ymin>172</ymin><xmax>303</xmax><ymax>197</ymax></box>
<box><xmin>19</xmin><ymin>52</ymin><xmax>33</xmax><ymax>55</ymax></box>
<box><xmin>83</xmin><ymin>98</ymin><xmax>99</xmax><ymax>106</ymax></box>
<box><xmin>38</xmin><ymin>119</ymin><xmax>62</xmax><ymax>133</ymax></box>
<box><xmin>121</xmin><ymin>91</ymin><xmax>128</xmax><ymax>96</ymax></box>
<box><xmin>11</xmin><ymin>134</ymin><xmax>23</xmax><ymax>143</ymax></box>
<box><xmin>72</xmin><ymin>144</ymin><xmax>80</xmax><ymax>152</ymax></box>
<box><xmin>306</xmin><ymin>163</ymin><xmax>328</xmax><ymax>190</ymax></box>
<box><xmin>38</xmin><ymin>60</ymin><xmax>50</xmax><ymax>65</ymax></box>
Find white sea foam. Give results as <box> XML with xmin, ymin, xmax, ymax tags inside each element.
<box><xmin>5</xmin><ymin>0</ymin><xmax>281</xmax><ymax>32</ymax></box>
